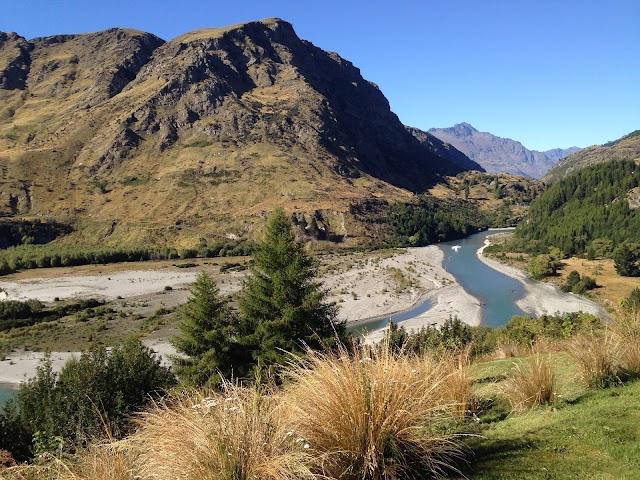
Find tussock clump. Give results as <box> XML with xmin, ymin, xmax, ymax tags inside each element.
<box><xmin>502</xmin><ymin>352</ymin><xmax>555</xmax><ymax>413</ymax></box>
<box><xmin>439</xmin><ymin>347</ymin><xmax>473</xmax><ymax>421</ymax></box>
<box><xmin>612</xmin><ymin>309</ymin><xmax>640</xmax><ymax>376</ymax></box>
<box><xmin>494</xmin><ymin>341</ymin><xmax>520</xmax><ymax>359</ymax></box>
<box><xmin>128</xmin><ymin>384</ymin><xmax>316</xmax><ymax>480</ymax></box>
<box><xmin>567</xmin><ymin>332</ymin><xmax>622</xmax><ymax>388</ymax></box>
<box><xmin>282</xmin><ymin>344</ymin><xmax>468</xmax><ymax>479</ymax></box>
<box><xmin>56</xmin><ymin>442</ymin><xmax>138</xmax><ymax>480</ymax></box>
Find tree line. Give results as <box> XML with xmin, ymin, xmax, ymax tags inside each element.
<box><xmin>0</xmin><ymin>239</ymin><xmax>254</xmax><ymax>276</ymax></box>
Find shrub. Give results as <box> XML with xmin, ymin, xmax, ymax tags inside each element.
<box><xmin>282</xmin><ymin>344</ymin><xmax>467</xmax><ymax>479</ymax></box>
<box><xmin>1</xmin><ymin>339</ymin><xmax>176</xmax><ymax>459</ymax></box>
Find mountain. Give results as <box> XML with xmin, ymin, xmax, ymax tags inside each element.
<box><xmin>428</xmin><ymin>123</ymin><xmax>580</xmax><ymax>179</ymax></box>
<box><xmin>543</xmin><ymin>130</ymin><xmax>640</xmax><ymax>183</ymax></box>
<box><xmin>405</xmin><ymin>126</ymin><xmax>484</xmax><ymax>172</ymax></box>
<box><xmin>0</xmin><ymin>19</ymin><xmax>479</xmax><ymax>247</ymax></box>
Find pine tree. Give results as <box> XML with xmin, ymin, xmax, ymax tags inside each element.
<box><xmin>239</xmin><ymin>208</ymin><xmax>346</xmax><ymax>367</ymax></box>
<box><xmin>172</xmin><ymin>272</ymin><xmax>247</xmax><ymax>386</ymax></box>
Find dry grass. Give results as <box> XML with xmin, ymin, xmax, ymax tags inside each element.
<box><xmin>439</xmin><ymin>348</ymin><xmax>473</xmax><ymax>421</ymax></box>
<box><xmin>493</xmin><ymin>341</ymin><xmax>521</xmax><ymax>359</ymax></box>
<box><xmin>501</xmin><ymin>352</ymin><xmax>555</xmax><ymax>413</ymax></box>
<box><xmin>281</xmin><ymin>344</ymin><xmax>468</xmax><ymax>479</ymax></box>
<box><xmin>57</xmin><ymin>443</ymin><xmax>137</xmax><ymax>480</ymax></box>
<box><xmin>612</xmin><ymin>308</ymin><xmax>640</xmax><ymax>376</ymax></box>
<box><xmin>127</xmin><ymin>384</ymin><xmax>316</xmax><ymax>480</ymax></box>
<box><xmin>566</xmin><ymin>332</ymin><xmax>622</xmax><ymax>388</ymax></box>
<box><xmin>554</xmin><ymin>257</ymin><xmax>638</xmax><ymax>307</ymax></box>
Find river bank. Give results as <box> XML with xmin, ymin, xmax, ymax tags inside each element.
<box><xmin>0</xmin><ymin>246</ymin><xmax>482</xmax><ymax>385</ymax></box>
<box><xmin>477</xmin><ymin>237</ymin><xmax>610</xmax><ymax>320</ymax></box>
<box><xmin>0</xmin><ymin>233</ymin><xmax>611</xmax><ymax>385</ymax></box>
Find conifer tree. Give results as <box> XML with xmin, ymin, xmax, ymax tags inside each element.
<box><xmin>239</xmin><ymin>208</ymin><xmax>346</xmax><ymax>366</ymax></box>
<box><xmin>172</xmin><ymin>272</ymin><xmax>247</xmax><ymax>386</ymax></box>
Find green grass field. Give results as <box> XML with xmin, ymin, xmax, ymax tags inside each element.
<box><xmin>455</xmin><ymin>354</ymin><xmax>640</xmax><ymax>479</ymax></box>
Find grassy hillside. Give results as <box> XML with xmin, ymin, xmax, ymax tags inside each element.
<box><xmin>544</xmin><ymin>130</ymin><xmax>640</xmax><ymax>184</ymax></box>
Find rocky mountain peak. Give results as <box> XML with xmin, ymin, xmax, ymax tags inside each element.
<box><xmin>429</xmin><ymin>123</ymin><xmax>580</xmax><ymax>179</ymax></box>
<box><xmin>0</xmin><ymin>31</ymin><xmax>32</xmax><ymax>89</ymax></box>
<box><xmin>449</xmin><ymin>122</ymin><xmax>478</xmax><ymax>136</ymax></box>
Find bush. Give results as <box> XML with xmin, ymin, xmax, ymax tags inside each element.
<box><xmin>0</xmin><ymin>338</ymin><xmax>176</xmax><ymax>459</ymax></box>
<box><xmin>562</xmin><ymin>271</ymin><xmax>597</xmax><ymax>294</ymax></box>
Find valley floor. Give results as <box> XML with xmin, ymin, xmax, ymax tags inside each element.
<box><xmin>0</xmin><ymin>239</ymin><xmax>609</xmax><ymax>384</ymax></box>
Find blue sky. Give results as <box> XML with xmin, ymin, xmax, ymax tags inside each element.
<box><xmin>2</xmin><ymin>0</ymin><xmax>638</xmax><ymax>151</ymax></box>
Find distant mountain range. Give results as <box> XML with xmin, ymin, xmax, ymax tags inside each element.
<box><xmin>0</xmin><ymin>20</ymin><xmax>482</xmax><ymax>246</ymax></box>
<box><xmin>426</xmin><ymin>123</ymin><xmax>580</xmax><ymax>179</ymax></box>
<box><xmin>543</xmin><ymin>130</ymin><xmax>640</xmax><ymax>183</ymax></box>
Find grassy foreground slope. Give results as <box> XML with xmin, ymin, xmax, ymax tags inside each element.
<box><xmin>462</xmin><ymin>357</ymin><xmax>640</xmax><ymax>479</ymax></box>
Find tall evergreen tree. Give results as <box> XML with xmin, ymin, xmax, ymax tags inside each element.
<box><xmin>172</xmin><ymin>272</ymin><xmax>248</xmax><ymax>386</ymax></box>
<box><xmin>239</xmin><ymin>208</ymin><xmax>346</xmax><ymax>366</ymax></box>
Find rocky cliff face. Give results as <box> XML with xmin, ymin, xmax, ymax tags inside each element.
<box><xmin>0</xmin><ymin>19</ymin><xmax>477</xmax><ymax>246</ymax></box>
<box><xmin>543</xmin><ymin>130</ymin><xmax>640</xmax><ymax>183</ymax></box>
<box><xmin>428</xmin><ymin>123</ymin><xmax>580</xmax><ymax>179</ymax></box>
<box><xmin>0</xmin><ymin>32</ymin><xmax>32</xmax><ymax>90</ymax></box>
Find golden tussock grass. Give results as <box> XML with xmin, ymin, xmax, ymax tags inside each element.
<box><xmin>566</xmin><ymin>331</ymin><xmax>622</xmax><ymax>388</ymax></box>
<box><xmin>4</xmin><ymin>346</ymin><xmax>472</xmax><ymax>480</ymax></box>
<box><xmin>281</xmin><ymin>344</ymin><xmax>469</xmax><ymax>479</ymax></box>
<box><xmin>612</xmin><ymin>309</ymin><xmax>640</xmax><ymax>375</ymax></box>
<box><xmin>127</xmin><ymin>383</ymin><xmax>316</xmax><ymax>480</ymax></box>
<box><xmin>501</xmin><ymin>351</ymin><xmax>555</xmax><ymax>413</ymax></box>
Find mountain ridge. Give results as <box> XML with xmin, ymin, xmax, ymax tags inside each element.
<box><xmin>543</xmin><ymin>130</ymin><xmax>640</xmax><ymax>183</ymax></box>
<box><xmin>0</xmin><ymin>19</ymin><xmax>479</xmax><ymax>247</ymax></box>
<box><xmin>428</xmin><ymin>122</ymin><xmax>580</xmax><ymax>179</ymax></box>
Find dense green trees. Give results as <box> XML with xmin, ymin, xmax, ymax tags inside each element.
<box><xmin>0</xmin><ymin>239</ymin><xmax>254</xmax><ymax>276</ymax></box>
<box><xmin>614</xmin><ymin>243</ymin><xmax>640</xmax><ymax>277</ymax></box>
<box><xmin>389</xmin><ymin>197</ymin><xmax>489</xmax><ymax>245</ymax></box>
<box><xmin>172</xmin><ymin>273</ymin><xmax>251</xmax><ymax>386</ymax></box>
<box><xmin>239</xmin><ymin>209</ymin><xmax>346</xmax><ymax>367</ymax></box>
<box><xmin>0</xmin><ymin>338</ymin><xmax>175</xmax><ymax>459</ymax></box>
<box><xmin>516</xmin><ymin>160</ymin><xmax>640</xmax><ymax>258</ymax></box>
<box><xmin>171</xmin><ymin>209</ymin><xmax>347</xmax><ymax>385</ymax></box>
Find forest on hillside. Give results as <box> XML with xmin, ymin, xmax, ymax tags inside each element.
<box><xmin>516</xmin><ymin>159</ymin><xmax>640</xmax><ymax>256</ymax></box>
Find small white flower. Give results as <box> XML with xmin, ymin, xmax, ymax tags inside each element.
<box><xmin>296</xmin><ymin>438</ymin><xmax>304</xmax><ymax>443</ymax></box>
<box><xmin>303</xmin><ymin>443</ymin><xmax>310</xmax><ymax>449</ymax></box>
